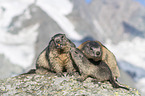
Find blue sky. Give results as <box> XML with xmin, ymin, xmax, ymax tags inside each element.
<box><xmin>85</xmin><ymin>0</ymin><xmax>92</xmax><ymax>4</ymax></box>
<box><xmin>85</xmin><ymin>0</ymin><xmax>145</xmax><ymax>6</ymax></box>
<box><xmin>136</xmin><ymin>0</ymin><xmax>145</xmax><ymax>6</ymax></box>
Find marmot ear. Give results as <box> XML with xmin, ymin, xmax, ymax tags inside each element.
<box><xmin>62</xmin><ymin>34</ymin><xmax>65</xmax><ymax>35</ymax></box>
<box><xmin>62</xmin><ymin>34</ymin><xmax>66</xmax><ymax>37</ymax></box>
<box><xmin>62</xmin><ymin>34</ymin><xmax>67</xmax><ymax>40</ymax></box>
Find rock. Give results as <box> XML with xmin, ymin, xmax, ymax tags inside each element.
<box><xmin>0</xmin><ymin>74</ymin><xmax>140</xmax><ymax>96</ymax></box>
<box><xmin>68</xmin><ymin>0</ymin><xmax>145</xmax><ymax>43</ymax></box>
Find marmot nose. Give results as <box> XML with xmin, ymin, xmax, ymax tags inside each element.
<box><xmin>96</xmin><ymin>51</ymin><xmax>100</xmax><ymax>55</ymax></box>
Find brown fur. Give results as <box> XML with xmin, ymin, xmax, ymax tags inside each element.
<box><xmin>20</xmin><ymin>34</ymin><xmax>76</xmax><ymax>76</ymax></box>
<box><xmin>36</xmin><ymin>34</ymin><xmax>76</xmax><ymax>76</ymax></box>
<box><xmin>78</xmin><ymin>41</ymin><xmax>120</xmax><ymax>78</ymax></box>
<box><xmin>35</xmin><ymin>48</ymin><xmax>51</xmax><ymax>74</ymax></box>
<box><xmin>70</xmin><ymin>47</ymin><xmax>129</xmax><ymax>90</ymax></box>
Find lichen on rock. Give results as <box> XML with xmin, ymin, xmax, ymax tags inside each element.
<box><xmin>0</xmin><ymin>74</ymin><xmax>141</xmax><ymax>96</ymax></box>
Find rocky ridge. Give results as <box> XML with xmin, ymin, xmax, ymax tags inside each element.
<box><xmin>0</xmin><ymin>74</ymin><xmax>140</xmax><ymax>96</ymax></box>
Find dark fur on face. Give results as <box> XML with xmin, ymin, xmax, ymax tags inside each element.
<box><xmin>82</xmin><ymin>41</ymin><xmax>102</xmax><ymax>60</ymax></box>
<box><xmin>52</xmin><ymin>34</ymin><xmax>67</xmax><ymax>49</ymax></box>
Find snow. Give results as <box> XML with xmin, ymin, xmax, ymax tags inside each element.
<box><xmin>136</xmin><ymin>78</ymin><xmax>145</xmax><ymax>95</ymax></box>
<box><xmin>0</xmin><ymin>0</ymin><xmax>35</xmax><ymax>28</ymax></box>
<box><xmin>0</xmin><ymin>24</ymin><xmax>39</xmax><ymax>68</ymax></box>
<box><xmin>36</xmin><ymin>0</ymin><xmax>83</xmax><ymax>40</ymax></box>
<box><xmin>105</xmin><ymin>37</ymin><xmax>145</xmax><ymax>70</ymax></box>
<box><xmin>118</xmin><ymin>60</ymin><xmax>145</xmax><ymax>81</ymax></box>
<box><xmin>0</xmin><ymin>0</ymin><xmax>37</xmax><ymax>68</ymax></box>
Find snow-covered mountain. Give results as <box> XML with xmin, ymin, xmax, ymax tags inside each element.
<box><xmin>0</xmin><ymin>0</ymin><xmax>145</xmax><ymax>95</ymax></box>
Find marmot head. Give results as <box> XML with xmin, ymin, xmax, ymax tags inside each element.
<box><xmin>70</xmin><ymin>48</ymin><xmax>85</xmax><ymax>63</ymax></box>
<box><xmin>82</xmin><ymin>41</ymin><xmax>102</xmax><ymax>61</ymax></box>
<box><xmin>52</xmin><ymin>34</ymin><xmax>67</xmax><ymax>49</ymax></box>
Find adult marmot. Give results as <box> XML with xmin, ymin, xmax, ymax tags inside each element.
<box><xmin>78</xmin><ymin>41</ymin><xmax>120</xmax><ymax>78</ymax></box>
<box><xmin>70</xmin><ymin>47</ymin><xmax>129</xmax><ymax>90</ymax></box>
<box><xmin>36</xmin><ymin>33</ymin><xmax>76</xmax><ymax>76</ymax></box>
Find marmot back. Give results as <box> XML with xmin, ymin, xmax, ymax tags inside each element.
<box><xmin>36</xmin><ymin>48</ymin><xmax>50</xmax><ymax>74</ymax></box>
<box><xmin>78</xmin><ymin>41</ymin><xmax>120</xmax><ymax>78</ymax></box>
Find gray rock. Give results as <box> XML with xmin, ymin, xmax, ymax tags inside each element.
<box><xmin>68</xmin><ymin>0</ymin><xmax>145</xmax><ymax>43</ymax></box>
<box><xmin>0</xmin><ymin>74</ymin><xmax>140</xmax><ymax>96</ymax></box>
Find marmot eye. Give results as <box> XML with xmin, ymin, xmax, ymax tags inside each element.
<box><xmin>90</xmin><ymin>47</ymin><xmax>93</xmax><ymax>50</ymax></box>
<box><xmin>96</xmin><ymin>51</ymin><xmax>100</xmax><ymax>55</ymax></box>
<box><xmin>61</xmin><ymin>35</ymin><xmax>64</xmax><ymax>39</ymax></box>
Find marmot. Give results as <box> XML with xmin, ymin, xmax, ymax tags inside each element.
<box><xmin>78</xmin><ymin>41</ymin><xmax>120</xmax><ymax>78</ymax></box>
<box><xmin>35</xmin><ymin>48</ymin><xmax>50</xmax><ymax>74</ymax></box>
<box><xmin>70</xmin><ymin>47</ymin><xmax>129</xmax><ymax>90</ymax></box>
<box><xmin>36</xmin><ymin>33</ymin><xmax>76</xmax><ymax>76</ymax></box>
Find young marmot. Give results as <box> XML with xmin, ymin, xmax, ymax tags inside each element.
<box><xmin>70</xmin><ymin>47</ymin><xmax>129</xmax><ymax>90</ymax></box>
